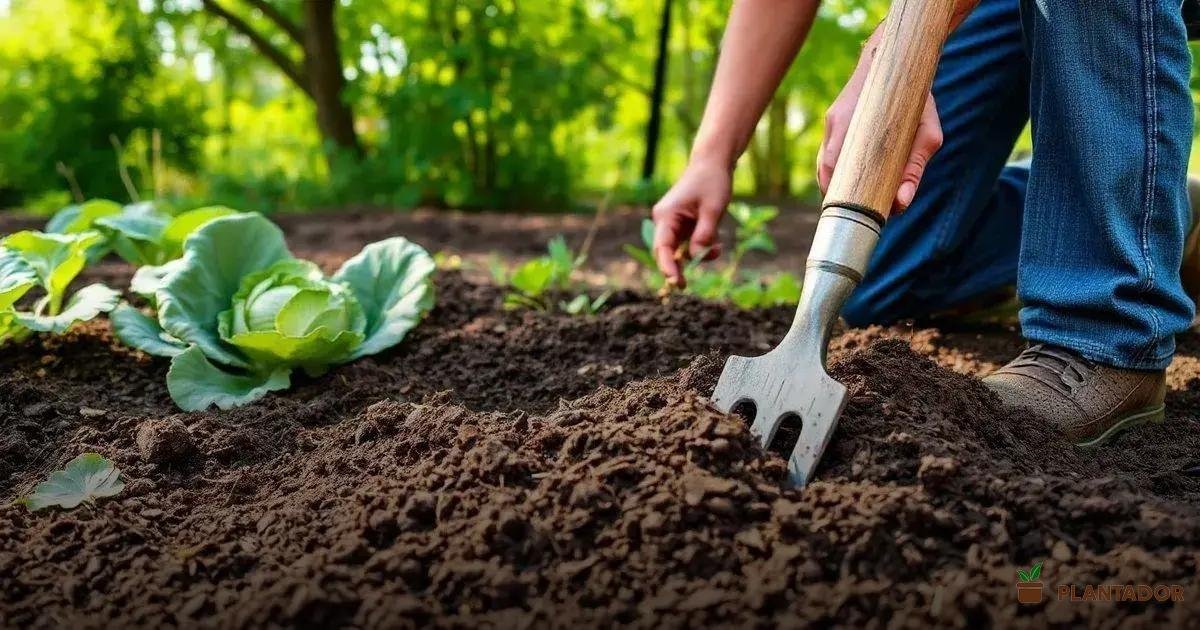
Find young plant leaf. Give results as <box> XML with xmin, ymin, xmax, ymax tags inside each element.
<box><xmin>46</xmin><ymin>200</ymin><xmax>123</xmax><ymax>234</ymax></box>
<box><xmin>560</xmin><ymin>294</ymin><xmax>591</xmax><ymax>315</ymax></box>
<box><xmin>730</xmin><ymin>281</ymin><xmax>765</xmax><ymax>310</ymax></box>
<box><xmin>14</xmin><ymin>283</ymin><xmax>120</xmax><ymax>333</ymax></box>
<box><xmin>110</xmin><ymin>303</ymin><xmax>187</xmax><ymax>358</ymax></box>
<box><xmin>504</xmin><ymin>292</ymin><xmax>546</xmax><ymax>311</ymax></box>
<box><xmin>546</xmin><ymin>235</ymin><xmax>577</xmax><ymax>287</ymax></box>
<box><xmin>95</xmin><ymin>209</ymin><xmax>172</xmax><ymax>266</ymax></box>
<box><xmin>17</xmin><ymin>453</ymin><xmax>124</xmax><ymax>511</ymax></box>
<box><xmin>737</xmin><ymin>232</ymin><xmax>777</xmax><ymax>256</ymax></box>
<box><xmin>508</xmin><ymin>258</ymin><xmax>556</xmax><ymax>298</ymax></box>
<box><xmin>640</xmin><ymin>218</ymin><xmax>655</xmax><ymax>249</ymax></box>
<box><xmin>332</xmin><ymin>237</ymin><xmax>436</xmax><ymax>360</ymax></box>
<box><xmin>622</xmin><ymin>243</ymin><xmax>656</xmax><ymax>270</ymax></box>
<box><xmin>0</xmin><ymin>247</ymin><xmax>37</xmax><ymax>310</ymax></box>
<box><xmin>486</xmin><ymin>255</ymin><xmax>509</xmax><ymax>285</ymax></box>
<box><xmin>2</xmin><ymin>230</ymin><xmax>104</xmax><ymax>314</ymax></box>
<box><xmin>159</xmin><ymin>206</ymin><xmax>241</xmax><ymax>259</ymax></box>
<box><xmin>763</xmin><ymin>273</ymin><xmax>802</xmax><ymax>306</ymax></box>
<box><xmin>129</xmin><ymin>259</ymin><xmax>186</xmax><ymax>304</ymax></box>
<box><xmin>1029</xmin><ymin>561</ymin><xmax>1043</xmax><ymax>581</ymax></box>
<box><xmin>166</xmin><ymin>346</ymin><xmax>292</xmax><ymax>411</ymax></box>
<box><xmin>0</xmin><ymin>312</ymin><xmax>31</xmax><ymax>344</ymax></box>
<box><xmin>590</xmin><ymin>290</ymin><xmax>611</xmax><ymax>313</ymax></box>
<box><xmin>157</xmin><ymin>215</ymin><xmax>292</xmax><ymax>369</ymax></box>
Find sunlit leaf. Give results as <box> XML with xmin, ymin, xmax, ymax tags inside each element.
<box><xmin>14</xmin><ymin>283</ymin><xmax>119</xmax><ymax>333</ymax></box>
<box><xmin>17</xmin><ymin>453</ymin><xmax>124</xmax><ymax>511</ymax></box>
<box><xmin>166</xmin><ymin>346</ymin><xmax>291</xmax><ymax>412</ymax></box>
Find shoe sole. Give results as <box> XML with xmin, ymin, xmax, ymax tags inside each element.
<box><xmin>1075</xmin><ymin>405</ymin><xmax>1165</xmax><ymax>449</ymax></box>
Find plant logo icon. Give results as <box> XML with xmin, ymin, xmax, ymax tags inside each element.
<box><xmin>1016</xmin><ymin>561</ymin><xmax>1045</xmax><ymax>604</ymax></box>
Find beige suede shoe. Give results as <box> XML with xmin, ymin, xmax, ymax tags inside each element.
<box><xmin>983</xmin><ymin>344</ymin><xmax>1165</xmax><ymax>447</ymax></box>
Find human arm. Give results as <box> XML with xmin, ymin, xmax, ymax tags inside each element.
<box><xmin>651</xmin><ymin>0</ymin><xmax>821</xmax><ymax>286</ymax></box>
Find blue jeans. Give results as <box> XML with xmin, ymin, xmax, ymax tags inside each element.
<box><xmin>843</xmin><ymin>0</ymin><xmax>1196</xmax><ymax>370</ymax></box>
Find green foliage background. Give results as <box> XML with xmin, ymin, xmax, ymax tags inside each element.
<box><xmin>0</xmin><ymin>0</ymin><xmax>1197</xmax><ymax>213</ymax></box>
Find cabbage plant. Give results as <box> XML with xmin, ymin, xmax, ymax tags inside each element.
<box><xmin>48</xmin><ymin>200</ymin><xmax>239</xmax><ymax>266</ymax></box>
<box><xmin>112</xmin><ymin>214</ymin><xmax>435</xmax><ymax>411</ymax></box>
<box><xmin>0</xmin><ymin>231</ymin><xmax>120</xmax><ymax>344</ymax></box>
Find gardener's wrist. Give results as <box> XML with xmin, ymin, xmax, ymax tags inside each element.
<box><xmin>688</xmin><ymin>140</ymin><xmax>739</xmax><ymax>173</ymax></box>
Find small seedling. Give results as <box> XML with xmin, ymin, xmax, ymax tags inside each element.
<box><xmin>433</xmin><ymin>251</ymin><xmax>464</xmax><ymax>270</ymax></box>
<box><xmin>500</xmin><ymin>235</ymin><xmax>609</xmax><ymax>315</ymax></box>
<box><xmin>559</xmin><ymin>291</ymin><xmax>612</xmax><ymax>315</ymax></box>
<box><xmin>622</xmin><ymin>219</ymin><xmax>665</xmax><ymax>291</ymax></box>
<box><xmin>0</xmin><ymin>232</ymin><xmax>120</xmax><ymax>344</ymax></box>
<box><xmin>624</xmin><ymin>203</ymin><xmax>801</xmax><ymax>309</ymax></box>
<box><xmin>17</xmin><ymin>453</ymin><xmax>125</xmax><ymax>511</ymax></box>
<box><xmin>1017</xmin><ymin>561</ymin><xmax>1044</xmax><ymax>583</ymax></box>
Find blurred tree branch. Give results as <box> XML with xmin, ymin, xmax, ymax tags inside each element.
<box><xmin>198</xmin><ymin>0</ymin><xmax>359</xmax><ymax>155</ymax></box>
<box><xmin>199</xmin><ymin>0</ymin><xmax>311</xmax><ymax>97</ymax></box>
<box><xmin>244</xmin><ymin>0</ymin><xmax>304</xmax><ymax>45</ymax></box>
<box><xmin>593</xmin><ymin>56</ymin><xmax>651</xmax><ymax>97</ymax></box>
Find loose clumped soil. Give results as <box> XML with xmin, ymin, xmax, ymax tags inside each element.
<box><xmin>2</xmin><ymin>268</ymin><xmax>1199</xmax><ymax>627</ymax></box>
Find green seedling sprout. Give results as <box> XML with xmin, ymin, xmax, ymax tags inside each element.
<box><xmin>502</xmin><ymin>235</ymin><xmax>610</xmax><ymax>315</ymax></box>
<box><xmin>0</xmin><ymin>232</ymin><xmax>120</xmax><ymax>344</ymax></box>
<box><xmin>624</xmin><ymin>204</ymin><xmax>800</xmax><ymax>309</ymax></box>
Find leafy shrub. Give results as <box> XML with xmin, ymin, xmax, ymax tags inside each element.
<box><xmin>0</xmin><ymin>231</ymin><xmax>119</xmax><ymax>344</ymax></box>
<box><xmin>112</xmin><ymin>213</ymin><xmax>435</xmax><ymax>411</ymax></box>
<box><xmin>625</xmin><ymin>203</ymin><xmax>802</xmax><ymax>309</ymax></box>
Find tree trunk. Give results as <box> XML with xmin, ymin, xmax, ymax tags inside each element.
<box><xmin>642</xmin><ymin>0</ymin><xmax>673</xmax><ymax>181</ymax></box>
<box><xmin>764</xmin><ymin>94</ymin><xmax>791</xmax><ymax>198</ymax></box>
<box><xmin>200</xmin><ymin>0</ymin><xmax>362</xmax><ymax>159</ymax></box>
<box><xmin>302</xmin><ymin>0</ymin><xmax>361</xmax><ymax>156</ymax></box>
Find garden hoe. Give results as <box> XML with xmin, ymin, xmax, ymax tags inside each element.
<box><xmin>711</xmin><ymin>0</ymin><xmax>957</xmax><ymax>486</ymax></box>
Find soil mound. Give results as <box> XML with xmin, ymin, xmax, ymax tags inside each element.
<box><xmin>2</xmin><ymin>341</ymin><xmax>1196</xmax><ymax>628</ymax></box>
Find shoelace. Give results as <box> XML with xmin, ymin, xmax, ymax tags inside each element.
<box><xmin>1007</xmin><ymin>344</ymin><xmax>1098</xmax><ymax>390</ymax></box>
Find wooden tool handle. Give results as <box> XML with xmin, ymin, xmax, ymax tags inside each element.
<box><xmin>823</xmin><ymin>0</ymin><xmax>956</xmax><ymax>222</ymax></box>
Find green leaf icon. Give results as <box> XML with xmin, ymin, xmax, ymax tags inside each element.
<box><xmin>1017</xmin><ymin>561</ymin><xmax>1044</xmax><ymax>583</ymax></box>
<box><xmin>17</xmin><ymin>453</ymin><xmax>125</xmax><ymax>511</ymax></box>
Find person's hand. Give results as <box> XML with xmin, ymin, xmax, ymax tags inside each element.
<box><xmin>816</xmin><ymin>29</ymin><xmax>949</xmax><ymax>212</ymax></box>
<box><xmin>651</xmin><ymin>159</ymin><xmax>732</xmax><ymax>287</ymax></box>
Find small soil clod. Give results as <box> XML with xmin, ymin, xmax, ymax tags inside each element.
<box><xmin>135</xmin><ymin>417</ymin><xmax>197</xmax><ymax>466</ymax></box>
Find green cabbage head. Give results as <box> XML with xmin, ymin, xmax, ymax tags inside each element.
<box><xmin>218</xmin><ymin>259</ymin><xmax>367</xmax><ymax>373</ymax></box>
<box><xmin>112</xmin><ymin>213</ymin><xmax>435</xmax><ymax>411</ymax></box>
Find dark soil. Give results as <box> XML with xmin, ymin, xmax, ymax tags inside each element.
<box><xmin>2</xmin><ymin>218</ymin><xmax>1199</xmax><ymax>628</ymax></box>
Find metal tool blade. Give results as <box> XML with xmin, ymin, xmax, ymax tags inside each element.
<box><xmin>710</xmin><ymin>208</ymin><xmax>878</xmax><ymax>486</ymax></box>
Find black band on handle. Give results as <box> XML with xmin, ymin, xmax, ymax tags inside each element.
<box><xmin>821</xmin><ymin>201</ymin><xmax>887</xmax><ymax>230</ymax></box>
<box><xmin>806</xmin><ymin>260</ymin><xmax>864</xmax><ymax>284</ymax></box>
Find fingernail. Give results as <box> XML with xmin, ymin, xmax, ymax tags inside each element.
<box><xmin>898</xmin><ymin>182</ymin><xmax>916</xmax><ymax>207</ymax></box>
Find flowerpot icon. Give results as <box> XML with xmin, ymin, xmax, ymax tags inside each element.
<box><xmin>1016</xmin><ymin>582</ymin><xmax>1044</xmax><ymax>604</ymax></box>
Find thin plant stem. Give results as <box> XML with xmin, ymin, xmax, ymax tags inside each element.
<box><xmin>109</xmin><ymin>134</ymin><xmax>141</xmax><ymax>203</ymax></box>
<box><xmin>55</xmin><ymin>162</ymin><xmax>84</xmax><ymax>203</ymax></box>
